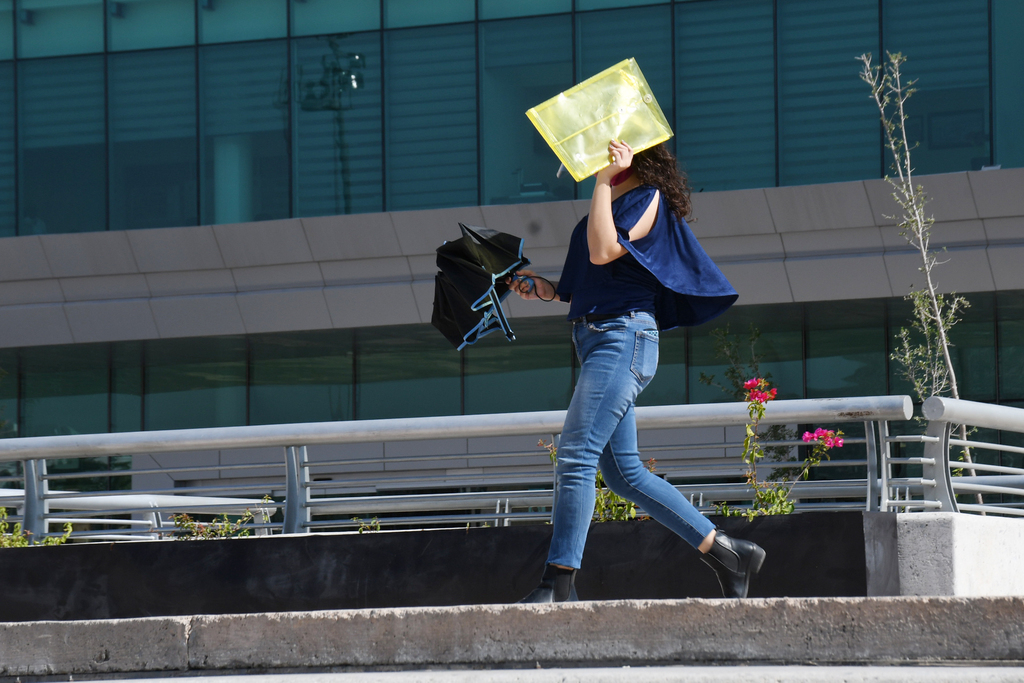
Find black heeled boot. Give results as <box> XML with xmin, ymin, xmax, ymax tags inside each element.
<box><xmin>518</xmin><ymin>564</ymin><xmax>579</xmax><ymax>603</ymax></box>
<box><xmin>699</xmin><ymin>530</ymin><xmax>766</xmax><ymax>599</ymax></box>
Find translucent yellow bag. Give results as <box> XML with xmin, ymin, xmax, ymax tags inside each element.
<box><xmin>525</xmin><ymin>58</ymin><xmax>673</xmax><ymax>182</ymax></box>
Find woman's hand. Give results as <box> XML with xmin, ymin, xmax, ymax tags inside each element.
<box><xmin>506</xmin><ymin>269</ymin><xmax>556</xmax><ymax>301</ymax></box>
<box><xmin>595</xmin><ymin>140</ymin><xmax>634</xmax><ymax>184</ymax></box>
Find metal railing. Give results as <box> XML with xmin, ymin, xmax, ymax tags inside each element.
<box><xmin>0</xmin><ymin>396</ymin><xmax>918</xmax><ymax>541</ymax></box>
<box><xmin>911</xmin><ymin>396</ymin><xmax>1024</xmax><ymax>517</ymax></box>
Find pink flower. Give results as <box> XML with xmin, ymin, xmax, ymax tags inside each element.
<box><xmin>802</xmin><ymin>431</ymin><xmax>815</xmax><ymax>442</ymax></box>
<box><xmin>834</xmin><ymin>438</ymin><xmax>844</xmax><ymax>448</ymax></box>
<box><xmin>743</xmin><ymin>378</ymin><xmax>760</xmax><ymax>390</ymax></box>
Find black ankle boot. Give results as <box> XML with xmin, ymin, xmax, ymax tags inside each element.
<box><xmin>699</xmin><ymin>531</ymin><xmax>766</xmax><ymax>599</ymax></box>
<box><xmin>518</xmin><ymin>564</ymin><xmax>579</xmax><ymax>603</ymax></box>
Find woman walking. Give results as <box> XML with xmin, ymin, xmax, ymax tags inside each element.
<box><xmin>510</xmin><ymin>140</ymin><xmax>765</xmax><ymax>602</ymax></box>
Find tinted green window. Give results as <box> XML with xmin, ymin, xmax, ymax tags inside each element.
<box><xmin>199</xmin><ymin>0</ymin><xmax>287</xmax><ymax>44</ymax></box>
<box><xmin>998</xmin><ymin>292</ymin><xmax>1024</xmax><ymax>403</ymax></box>
<box><xmin>464</xmin><ymin>317</ymin><xmax>572</xmax><ymax>414</ymax></box>
<box><xmin>385</xmin><ymin>23</ymin><xmax>477</xmax><ymax>211</ymax></box>
<box><xmin>675</xmin><ymin>0</ymin><xmax>775</xmax><ymax>191</ymax></box>
<box><xmin>109</xmin><ymin>48</ymin><xmax>198</xmax><ymax>231</ymax></box>
<box><xmin>777</xmin><ymin>0</ymin><xmax>880</xmax><ymax>186</ymax></box>
<box><xmin>579</xmin><ymin>0</ymin><xmax>668</xmax><ymax>9</ymax></box>
<box><xmin>993</xmin><ymin>0</ymin><xmax>1024</xmax><ymax>169</ymax></box>
<box><xmin>0</xmin><ymin>350</ymin><xmax>17</xmax><ymax>439</ymax></box>
<box><xmin>21</xmin><ymin>344</ymin><xmax>108</xmax><ymax>437</ymax></box>
<box><xmin>886</xmin><ymin>296</ymin><xmax>916</xmax><ymax>399</ymax></box>
<box><xmin>947</xmin><ymin>293</ymin><xmax>996</xmax><ymax>402</ymax></box>
<box><xmin>0</xmin><ymin>7</ymin><xmax>12</xmax><ymax>59</ymax></box>
<box><xmin>250</xmin><ymin>331</ymin><xmax>354</xmax><ymax>425</ymax></box>
<box><xmin>200</xmin><ymin>41</ymin><xmax>289</xmax><ymax>225</ymax></box>
<box><xmin>293</xmin><ymin>34</ymin><xmax>382</xmax><ymax>217</ymax></box>
<box><xmin>111</xmin><ymin>342</ymin><xmax>142</xmax><ymax>433</ymax></box>
<box><xmin>689</xmin><ymin>304</ymin><xmax>803</xmax><ymax>404</ymax></box>
<box><xmin>576</xmin><ymin>5</ymin><xmax>674</xmax><ymax>198</ymax></box>
<box><xmin>0</xmin><ymin>63</ymin><xmax>13</xmax><ymax>237</ymax></box>
<box><xmin>16</xmin><ymin>0</ymin><xmax>103</xmax><ymax>58</ymax></box>
<box><xmin>108</xmin><ymin>0</ymin><xmax>195</xmax><ymax>51</ymax></box>
<box><xmin>144</xmin><ymin>337</ymin><xmax>247</xmax><ymax>430</ymax></box>
<box><xmin>884</xmin><ymin>0</ymin><xmax>991</xmax><ymax>174</ymax></box>
<box><xmin>292</xmin><ymin>0</ymin><xmax>380</xmax><ymax>35</ymax></box>
<box><xmin>636</xmin><ymin>328</ymin><xmax>686</xmax><ymax>406</ymax></box>
<box><xmin>479</xmin><ymin>16</ymin><xmax>574</xmax><ymax>205</ymax></box>
<box><xmin>18</xmin><ymin>56</ymin><xmax>106</xmax><ymax>235</ymax></box>
<box><xmin>479</xmin><ymin>0</ymin><xmax>569</xmax><ymax>20</ymax></box>
<box><xmin>384</xmin><ymin>0</ymin><xmax>473</xmax><ymax>28</ymax></box>
<box><xmin>356</xmin><ymin>325</ymin><xmax>460</xmax><ymax>419</ymax></box>
<box><xmin>577</xmin><ymin>5</ymin><xmax>673</xmax><ymax>126</ymax></box>
<box><xmin>806</xmin><ymin>300</ymin><xmax>886</xmax><ymax>398</ymax></box>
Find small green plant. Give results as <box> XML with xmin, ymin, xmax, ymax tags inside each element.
<box><xmin>715</xmin><ymin>378</ymin><xmax>843</xmax><ymax>519</ymax></box>
<box><xmin>0</xmin><ymin>506</ymin><xmax>72</xmax><ymax>547</ymax></box>
<box><xmin>540</xmin><ymin>439</ymin><xmax>656</xmax><ymax>522</ymax></box>
<box><xmin>351</xmin><ymin>516</ymin><xmax>381</xmax><ymax>533</ymax></box>
<box><xmin>171</xmin><ymin>496</ymin><xmax>272</xmax><ymax>540</ymax></box>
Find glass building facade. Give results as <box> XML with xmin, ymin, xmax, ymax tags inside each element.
<box><xmin>0</xmin><ymin>0</ymin><xmax>1021</xmax><ymax>236</ymax></box>
<box><xmin>1</xmin><ymin>290</ymin><xmax>1022</xmax><ymax>441</ymax></box>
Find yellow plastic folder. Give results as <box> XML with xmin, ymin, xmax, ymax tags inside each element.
<box><xmin>525</xmin><ymin>58</ymin><xmax>673</xmax><ymax>182</ymax></box>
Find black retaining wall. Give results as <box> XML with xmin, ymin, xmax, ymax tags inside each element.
<box><xmin>0</xmin><ymin>511</ymin><xmax>898</xmax><ymax>621</ymax></box>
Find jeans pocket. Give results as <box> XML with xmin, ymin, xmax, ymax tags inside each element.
<box><xmin>630</xmin><ymin>329</ymin><xmax>659</xmax><ymax>384</ymax></box>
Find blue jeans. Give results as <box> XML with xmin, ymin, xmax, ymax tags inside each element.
<box><xmin>547</xmin><ymin>311</ymin><xmax>716</xmax><ymax>569</ymax></box>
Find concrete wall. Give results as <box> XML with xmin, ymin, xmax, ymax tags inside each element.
<box><xmin>897</xmin><ymin>512</ymin><xmax>1024</xmax><ymax>596</ymax></box>
<box><xmin>0</xmin><ymin>167</ymin><xmax>1020</xmax><ymax>349</ymax></box>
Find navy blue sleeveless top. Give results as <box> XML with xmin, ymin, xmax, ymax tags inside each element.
<box><xmin>556</xmin><ymin>184</ymin><xmax>738</xmax><ymax>331</ymax></box>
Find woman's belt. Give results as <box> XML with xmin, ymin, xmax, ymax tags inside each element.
<box><xmin>570</xmin><ymin>310</ymin><xmax>654</xmax><ymax>324</ymax></box>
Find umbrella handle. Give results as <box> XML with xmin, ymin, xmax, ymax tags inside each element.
<box><xmin>509</xmin><ymin>274</ymin><xmax>535</xmax><ymax>295</ymax></box>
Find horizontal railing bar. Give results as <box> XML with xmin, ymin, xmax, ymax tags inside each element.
<box><xmin>882</xmin><ymin>501</ymin><xmax>944</xmax><ymax>509</ymax></box>
<box><xmin>307</xmin><ymin>492</ymin><xmax>553</xmax><ymax>515</ymax></box>
<box><xmin>0</xmin><ymin>397</ymin><xmax>912</xmax><ymax>464</ymax></box>
<box><xmin>885</xmin><ymin>457</ymin><xmax>935</xmax><ymax>465</ymax></box>
<box><xmin>885</xmin><ymin>477</ymin><xmax>932</xmax><ymax>487</ymax></box>
<box><xmin>951</xmin><ymin>482</ymin><xmax>1024</xmax><ymax>496</ymax></box>
<box><xmin>947</xmin><ymin>461</ymin><xmax>1024</xmax><ymax>475</ymax></box>
<box><xmin>44</xmin><ymin>462</ymin><xmax>285</xmax><ymax>480</ymax></box>
<box><xmin>44</xmin><ymin>484</ymin><xmax>273</xmax><ymax>501</ymax></box>
<box><xmin>955</xmin><ymin>503</ymin><xmax>1024</xmax><ymax>517</ymax></box>
<box><xmin>923</xmin><ymin>396</ymin><xmax>1024</xmax><ymax>433</ymax></box>
<box><xmin>305</xmin><ymin>511</ymin><xmax>557</xmax><ymax>528</ymax></box>
<box><xmin>304</xmin><ymin>471</ymin><xmax>554</xmax><ymax>490</ymax></box>
<box><xmin>48</xmin><ymin>517</ymin><xmax>154</xmax><ymax>527</ymax></box>
<box><xmin>949</xmin><ymin>439</ymin><xmax>1024</xmax><ymax>457</ymax></box>
<box><xmin>41</xmin><ymin>503</ymin><xmax>275</xmax><ymax>517</ymax></box>
<box><xmin>886</xmin><ymin>435</ymin><xmax>941</xmax><ymax>443</ymax></box>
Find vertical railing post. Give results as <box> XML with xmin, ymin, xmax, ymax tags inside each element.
<box><xmin>878</xmin><ymin>421</ymin><xmax>892</xmax><ymax>512</ymax></box>
<box><xmin>22</xmin><ymin>459</ymin><xmax>48</xmax><ymax>542</ymax></box>
<box><xmin>864</xmin><ymin>421</ymin><xmax>880</xmax><ymax>511</ymax></box>
<box><xmin>922</xmin><ymin>420</ymin><xmax>958</xmax><ymax>512</ymax></box>
<box><xmin>283</xmin><ymin>445</ymin><xmax>311</xmax><ymax>534</ymax></box>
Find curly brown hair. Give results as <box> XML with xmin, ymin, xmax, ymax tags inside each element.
<box><xmin>632</xmin><ymin>143</ymin><xmax>692</xmax><ymax>220</ymax></box>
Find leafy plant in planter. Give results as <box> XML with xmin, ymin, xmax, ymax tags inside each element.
<box><xmin>715</xmin><ymin>378</ymin><xmax>843</xmax><ymax>519</ymax></box>
<box><xmin>540</xmin><ymin>438</ymin><xmax>656</xmax><ymax>522</ymax></box>
<box><xmin>171</xmin><ymin>496</ymin><xmax>272</xmax><ymax>540</ymax></box>
<box><xmin>0</xmin><ymin>506</ymin><xmax>72</xmax><ymax>547</ymax></box>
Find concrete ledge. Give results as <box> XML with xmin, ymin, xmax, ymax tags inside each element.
<box><xmin>93</xmin><ymin>668</ymin><xmax>1024</xmax><ymax>683</ymax></box>
<box><xmin>898</xmin><ymin>513</ymin><xmax>1024</xmax><ymax>596</ymax></box>
<box><xmin>2</xmin><ymin>597</ymin><xmax>1022</xmax><ymax>677</ymax></box>
<box><xmin>0</xmin><ymin>616</ymin><xmax>189</xmax><ymax>677</ymax></box>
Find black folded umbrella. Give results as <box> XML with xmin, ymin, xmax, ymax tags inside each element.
<box><xmin>431</xmin><ymin>223</ymin><xmax>531</xmax><ymax>350</ymax></box>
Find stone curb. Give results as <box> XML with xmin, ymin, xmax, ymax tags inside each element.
<box><xmin>2</xmin><ymin>597</ymin><xmax>1023</xmax><ymax>677</ymax></box>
